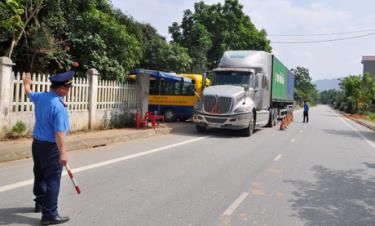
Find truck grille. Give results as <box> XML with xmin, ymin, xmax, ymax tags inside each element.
<box><xmin>205</xmin><ymin>117</ymin><xmax>227</xmax><ymax>123</ymax></box>
<box><xmin>203</xmin><ymin>95</ymin><xmax>233</xmax><ymax>114</ymax></box>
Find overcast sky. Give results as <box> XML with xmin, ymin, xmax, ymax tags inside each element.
<box><xmin>111</xmin><ymin>0</ymin><xmax>375</xmax><ymax>81</ymax></box>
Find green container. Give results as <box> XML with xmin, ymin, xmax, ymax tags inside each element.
<box><xmin>272</xmin><ymin>56</ymin><xmax>289</xmax><ymax>101</ymax></box>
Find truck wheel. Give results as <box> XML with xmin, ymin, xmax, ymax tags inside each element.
<box><xmin>164</xmin><ymin>109</ymin><xmax>176</xmax><ymax>122</ymax></box>
<box><xmin>243</xmin><ymin>115</ymin><xmax>255</xmax><ymax>137</ymax></box>
<box><xmin>267</xmin><ymin>110</ymin><xmax>274</xmax><ymax>127</ymax></box>
<box><xmin>196</xmin><ymin>125</ymin><xmax>207</xmax><ymax>133</ymax></box>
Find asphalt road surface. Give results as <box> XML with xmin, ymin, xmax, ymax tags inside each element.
<box><xmin>1</xmin><ymin>105</ymin><xmax>375</xmax><ymax>226</ymax></box>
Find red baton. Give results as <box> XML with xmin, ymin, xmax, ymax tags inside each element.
<box><xmin>65</xmin><ymin>164</ymin><xmax>81</xmax><ymax>194</ymax></box>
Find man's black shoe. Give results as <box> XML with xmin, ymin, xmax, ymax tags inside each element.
<box><xmin>34</xmin><ymin>204</ymin><xmax>42</xmax><ymax>213</ymax></box>
<box><xmin>40</xmin><ymin>216</ymin><xmax>69</xmax><ymax>225</ymax></box>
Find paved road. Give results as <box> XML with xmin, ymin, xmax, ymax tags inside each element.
<box><xmin>1</xmin><ymin>105</ymin><xmax>375</xmax><ymax>226</ymax></box>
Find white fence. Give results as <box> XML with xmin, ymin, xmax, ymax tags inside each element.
<box><xmin>97</xmin><ymin>79</ymin><xmax>140</xmax><ymax>110</ymax></box>
<box><xmin>0</xmin><ymin>57</ymin><xmax>143</xmax><ymax>138</ymax></box>
<box><xmin>11</xmin><ymin>72</ymin><xmax>140</xmax><ymax>113</ymax></box>
<box><xmin>12</xmin><ymin>72</ymin><xmax>89</xmax><ymax>112</ymax></box>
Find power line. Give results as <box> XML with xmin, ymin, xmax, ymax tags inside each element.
<box><xmin>271</xmin><ymin>32</ymin><xmax>375</xmax><ymax>44</ymax></box>
<box><xmin>269</xmin><ymin>28</ymin><xmax>375</xmax><ymax>37</ymax></box>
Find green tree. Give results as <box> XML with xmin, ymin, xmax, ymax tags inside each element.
<box><xmin>169</xmin><ymin>0</ymin><xmax>271</xmax><ymax>72</ymax></box>
<box><xmin>319</xmin><ymin>89</ymin><xmax>339</xmax><ymax>105</ymax></box>
<box><xmin>0</xmin><ymin>0</ymin><xmax>44</xmax><ymax>58</ymax></box>
<box><xmin>169</xmin><ymin>9</ymin><xmax>212</xmax><ymax>72</ymax></box>
<box><xmin>140</xmin><ymin>38</ymin><xmax>192</xmax><ymax>72</ymax></box>
<box><xmin>12</xmin><ymin>0</ymin><xmax>72</xmax><ymax>73</ymax></box>
<box><xmin>0</xmin><ymin>0</ymin><xmax>87</xmax><ymax>72</ymax></box>
<box><xmin>340</xmin><ymin>75</ymin><xmax>361</xmax><ymax>113</ymax></box>
<box><xmin>339</xmin><ymin>73</ymin><xmax>375</xmax><ymax>113</ymax></box>
<box><xmin>359</xmin><ymin>73</ymin><xmax>375</xmax><ymax>112</ymax></box>
<box><xmin>291</xmin><ymin>66</ymin><xmax>318</xmax><ymax>105</ymax></box>
<box><xmin>67</xmin><ymin>6</ymin><xmax>142</xmax><ymax>80</ymax></box>
<box><xmin>1</xmin><ymin>0</ymin><xmax>194</xmax><ymax>79</ymax></box>
<box><xmin>112</xmin><ymin>11</ymin><xmax>193</xmax><ymax>73</ymax></box>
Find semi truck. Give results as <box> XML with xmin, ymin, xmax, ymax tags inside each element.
<box><xmin>193</xmin><ymin>50</ymin><xmax>294</xmax><ymax>136</ymax></box>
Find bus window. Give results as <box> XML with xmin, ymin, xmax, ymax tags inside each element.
<box><xmin>161</xmin><ymin>81</ymin><xmax>172</xmax><ymax>95</ymax></box>
<box><xmin>150</xmin><ymin>80</ymin><xmax>159</xmax><ymax>95</ymax></box>
<box><xmin>174</xmin><ymin>82</ymin><xmax>181</xmax><ymax>95</ymax></box>
<box><xmin>182</xmin><ymin>82</ymin><xmax>194</xmax><ymax>96</ymax></box>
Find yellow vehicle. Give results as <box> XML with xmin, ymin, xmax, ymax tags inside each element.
<box><xmin>178</xmin><ymin>73</ymin><xmax>211</xmax><ymax>96</ymax></box>
<box><xmin>131</xmin><ymin>70</ymin><xmax>210</xmax><ymax>121</ymax></box>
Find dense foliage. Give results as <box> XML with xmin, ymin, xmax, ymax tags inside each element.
<box><xmin>1</xmin><ymin>0</ymin><xmax>271</xmax><ymax>79</ymax></box>
<box><xmin>320</xmin><ymin>73</ymin><xmax>375</xmax><ymax>113</ymax></box>
<box><xmin>169</xmin><ymin>0</ymin><xmax>271</xmax><ymax>73</ymax></box>
<box><xmin>0</xmin><ymin>0</ymin><xmax>192</xmax><ymax>79</ymax></box>
<box><xmin>291</xmin><ymin>66</ymin><xmax>319</xmax><ymax>105</ymax></box>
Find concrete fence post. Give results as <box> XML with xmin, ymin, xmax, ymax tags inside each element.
<box><xmin>136</xmin><ymin>73</ymin><xmax>150</xmax><ymax>117</ymax></box>
<box><xmin>87</xmin><ymin>68</ymin><xmax>99</xmax><ymax>130</ymax></box>
<box><xmin>0</xmin><ymin>57</ymin><xmax>14</xmax><ymax>137</ymax></box>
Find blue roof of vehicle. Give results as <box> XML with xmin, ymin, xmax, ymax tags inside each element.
<box><xmin>131</xmin><ymin>69</ymin><xmax>192</xmax><ymax>82</ymax></box>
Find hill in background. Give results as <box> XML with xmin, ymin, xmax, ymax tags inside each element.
<box><xmin>313</xmin><ymin>78</ymin><xmax>341</xmax><ymax>92</ymax></box>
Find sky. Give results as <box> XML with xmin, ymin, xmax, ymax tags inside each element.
<box><xmin>111</xmin><ymin>0</ymin><xmax>375</xmax><ymax>81</ymax></box>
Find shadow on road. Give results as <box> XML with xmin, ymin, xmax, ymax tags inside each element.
<box><xmin>364</xmin><ymin>162</ymin><xmax>375</xmax><ymax>169</ymax></box>
<box><xmin>167</xmin><ymin>122</ymin><xmax>261</xmax><ymax>138</ymax></box>
<box><xmin>0</xmin><ymin>207</ymin><xmax>40</xmax><ymax>226</ymax></box>
<box><xmin>207</xmin><ymin>128</ymin><xmax>261</xmax><ymax>138</ymax></box>
<box><xmin>286</xmin><ymin>166</ymin><xmax>375</xmax><ymax>226</ymax></box>
<box><xmin>167</xmin><ymin>122</ymin><xmax>203</xmax><ymax>137</ymax></box>
<box><xmin>322</xmin><ymin>129</ymin><xmax>360</xmax><ymax>138</ymax></box>
<box><xmin>322</xmin><ymin>129</ymin><xmax>375</xmax><ymax>143</ymax></box>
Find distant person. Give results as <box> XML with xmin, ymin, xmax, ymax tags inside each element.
<box><xmin>303</xmin><ymin>101</ymin><xmax>309</xmax><ymax>123</ymax></box>
<box><xmin>23</xmin><ymin>71</ymin><xmax>74</xmax><ymax>225</ymax></box>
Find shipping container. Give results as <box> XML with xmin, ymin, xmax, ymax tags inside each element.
<box><xmin>271</xmin><ymin>56</ymin><xmax>293</xmax><ymax>102</ymax></box>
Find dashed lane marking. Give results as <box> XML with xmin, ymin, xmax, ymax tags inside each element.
<box><xmin>274</xmin><ymin>154</ymin><xmax>283</xmax><ymax>162</ymax></box>
<box><xmin>222</xmin><ymin>192</ymin><xmax>249</xmax><ymax>216</ymax></box>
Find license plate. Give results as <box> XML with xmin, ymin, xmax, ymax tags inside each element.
<box><xmin>209</xmin><ymin>124</ymin><xmax>222</xmax><ymax>128</ymax></box>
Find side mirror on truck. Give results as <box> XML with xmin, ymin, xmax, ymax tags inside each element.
<box><xmin>202</xmin><ymin>73</ymin><xmax>207</xmax><ymax>91</ymax></box>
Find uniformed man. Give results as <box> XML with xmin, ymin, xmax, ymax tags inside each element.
<box><xmin>23</xmin><ymin>71</ymin><xmax>74</xmax><ymax>225</ymax></box>
<box><xmin>303</xmin><ymin>100</ymin><xmax>309</xmax><ymax>123</ymax></box>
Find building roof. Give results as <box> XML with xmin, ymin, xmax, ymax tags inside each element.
<box><xmin>362</xmin><ymin>56</ymin><xmax>375</xmax><ymax>63</ymax></box>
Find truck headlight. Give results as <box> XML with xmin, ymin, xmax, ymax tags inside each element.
<box><xmin>234</xmin><ymin>106</ymin><xmax>250</xmax><ymax>113</ymax></box>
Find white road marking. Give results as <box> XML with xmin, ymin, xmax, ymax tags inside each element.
<box><xmin>273</xmin><ymin>154</ymin><xmax>283</xmax><ymax>162</ymax></box>
<box><xmin>0</xmin><ymin>137</ymin><xmax>207</xmax><ymax>193</ymax></box>
<box><xmin>291</xmin><ymin>138</ymin><xmax>296</xmax><ymax>143</ymax></box>
<box><xmin>0</xmin><ymin>179</ymin><xmax>34</xmax><ymax>193</ymax></box>
<box><xmin>222</xmin><ymin>192</ymin><xmax>249</xmax><ymax>216</ymax></box>
<box><xmin>340</xmin><ymin>117</ymin><xmax>375</xmax><ymax>150</ymax></box>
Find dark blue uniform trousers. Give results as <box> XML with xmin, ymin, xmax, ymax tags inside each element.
<box><xmin>32</xmin><ymin>138</ymin><xmax>62</xmax><ymax>219</ymax></box>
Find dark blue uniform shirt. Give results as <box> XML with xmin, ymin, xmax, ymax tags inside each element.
<box><xmin>28</xmin><ymin>91</ymin><xmax>69</xmax><ymax>142</ymax></box>
<box><xmin>304</xmin><ymin>103</ymin><xmax>309</xmax><ymax>112</ymax></box>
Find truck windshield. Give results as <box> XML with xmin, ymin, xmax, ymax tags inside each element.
<box><xmin>213</xmin><ymin>71</ymin><xmax>252</xmax><ymax>88</ymax></box>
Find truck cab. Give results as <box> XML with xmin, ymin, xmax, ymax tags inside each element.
<box><xmin>193</xmin><ymin>50</ymin><xmax>293</xmax><ymax>136</ymax></box>
<box><xmin>193</xmin><ymin>70</ymin><xmax>269</xmax><ymax>136</ymax></box>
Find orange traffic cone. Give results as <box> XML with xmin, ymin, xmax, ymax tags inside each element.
<box><xmin>280</xmin><ymin>117</ymin><xmax>286</xmax><ymax>130</ymax></box>
<box><xmin>288</xmin><ymin>113</ymin><xmax>292</xmax><ymax>125</ymax></box>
